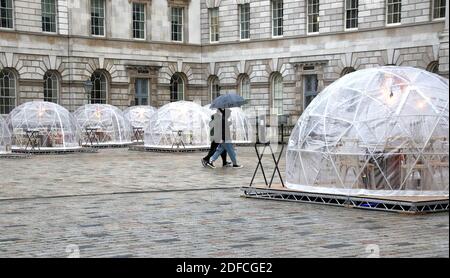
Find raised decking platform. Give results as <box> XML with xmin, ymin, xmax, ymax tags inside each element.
<box><xmin>129</xmin><ymin>144</ymin><xmax>210</xmax><ymax>153</ymax></box>
<box><xmin>241</xmin><ymin>184</ymin><xmax>449</xmax><ymax>214</ymax></box>
<box><xmin>81</xmin><ymin>142</ymin><xmax>132</xmax><ymax>149</ymax></box>
<box><xmin>0</xmin><ymin>153</ymin><xmax>31</xmax><ymax>159</ymax></box>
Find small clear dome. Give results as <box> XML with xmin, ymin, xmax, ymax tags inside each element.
<box><xmin>203</xmin><ymin>105</ymin><xmax>254</xmax><ymax>143</ymax></box>
<box><xmin>0</xmin><ymin>116</ymin><xmax>12</xmax><ymax>154</ymax></box>
<box><xmin>123</xmin><ymin>106</ymin><xmax>157</xmax><ymax>129</ymax></box>
<box><xmin>7</xmin><ymin>101</ymin><xmax>81</xmax><ymax>151</ymax></box>
<box><xmin>74</xmin><ymin>104</ymin><xmax>132</xmax><ymax>146</ymax></box>
<box><xmin>287</xmin><ymin>67</ymin><xmax>449</xmax><ymax>197</ymax></box>
<box><xmin>145</xmin><ymin>101</ymin><xmax>210</xmax><ymax>149</ymax></box>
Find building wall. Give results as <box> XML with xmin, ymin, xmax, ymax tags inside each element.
<box><xmin>0</xmin><ymin>0</ymin><xmax>448</xmax><ymax>125</ymax></box>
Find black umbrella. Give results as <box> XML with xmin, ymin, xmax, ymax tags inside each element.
<box><xmin>210</xmin><ymin>93</ymin><xmax>247</xmax><ymax>109</ymax></box>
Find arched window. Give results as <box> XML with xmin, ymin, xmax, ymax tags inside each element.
<box><xmin>238</xmin><ymin>74</ymin><xmax>251</xmax><ymax>107</ymax></box>
<box><xmin>170</xmin><ymin>73</ymin><xmax>184</xmax><ymax>102</ymax></box>
<box><xmin>427</xmin><ymin>61</ymin><xmax>439</xmax><ymax>74</ymax></box>
<box><xmin>209</xmin><ymin>76</ymin><xmax>220</xmax><ymax>101</ymax></box>
<box><xmin>341</xmin><ymin>67</ymin><xmax>356</xmax><ymax>77</ymax></box>
<box><xmin>91</xmin><ymin>71</ymin><xmax>108</xmax><ymax>104</ymax></box>
<box><xmin>271</xmin><ymin>73</ymin><xmax>283</xmax><ymax>115</ymax></box>
<box><xmin>43</xmin><ymin>71</ymin><xmax>59</xmax><ymax>103</ymax></box>
<box><xmin>0</xmin><ymin>68</ymin><xmax>17</xmax><ymax>114</ymax></box>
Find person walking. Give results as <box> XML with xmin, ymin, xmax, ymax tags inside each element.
<box><xmin>205</xmin><ymin>108</ymin><xmax>243</xmax><ymax>169</ymax></box>
<box><xmin>201</xmin><ymin>109</ymin><xmax>231</xmax><ymax>167</ymax></box>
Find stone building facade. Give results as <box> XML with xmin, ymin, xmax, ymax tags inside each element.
<box><xmin>0</xmin><ymin>0</ymin><xmax>448</xmax><ymax>124</ymax></box>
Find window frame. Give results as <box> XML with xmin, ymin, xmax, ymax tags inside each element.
<box><xmin>90</xmin><ymin>71</ymin><xmax>108</xmax><ymax>104</ymax></box>
<box><xmin>170</xmin><ymin>74</ymin><xmax>185</xmax><ymax>102</ymax></box>
<box><xmin>239</xmin><ymin>3</ymin><xmax>250</xmax><ymax>41</ymax></box>
<box><xmin>209</xmin><ymin>76</ymin><xmax>220</xmax><ymax>101</ymax></box>
<box><xmin>386</xmin><ymin>0</ymin><xmax>402</xmax><ymax>26</ymax></box>
<box><xmin>91</xmin><ymin>0</ymin><xmax>106</xmax><ymax>37</ymax></box>
<box><xmin>0</xmin><ymin>0</ymin><xmax>14</xmax><ymax>29</ymax></box>
<box><xmin>344</xmin><ymin>0</ymin><xmax>358</xmax><ymax>31</ymax></box>
<box><xmin>271</xmin><ymin>73</ymin><xmax>284</xmax><ymax>116</ymax></box>
<box><xmin>238</xmin><ymin>74</ymin><xmax>251</xmax><ymax>107</ymax></box>
<box><xmin>0</xmin><ymin>68</ymin><xmax>17</xmax><ymax>115</ymax></box>
<box><xmin>303</xmin><ymin>74</ymin><xmax>319</xmax><ymax>110</ymax></box>
<box><xmin>132</xmin><ymin>2</ymin><xmax>146</xmax><ymax>40</ymax></box>
<box><xmin>43</xmin><ymin>71</ymin><xmax>60</xmax><ymax>104</ymax></box>
<box><xmin>41</xmin><ymin>0</ymin><xmax>58</xmax><ymax>33</ymax></box>
<box><xmin>209</xmin><ymin>7</ymin><xmax>219</xmax><ymax>43</ymax></box>
<box><xmin>307</xmin><ymin>0</ymin><xmax>320</xmax><ymax>34</ymax></box>
<box><xmin>134</xmin><ymin>78</ymin><xmax>150</xmax><ymax>106</ymax></box>
<box><xmin>171</xmin><ymin>6</ymin><xmax>184</xmax><ymax>43</ymax></box>
<box><xmin>271</xmin><ymin>0</ymin><xmax>283</xmax><ymax>38</ymax></box>
<box><xmin>432</xmin><ymin>0</ymin><xmax>446</xmax><ymax>20</ymax></box>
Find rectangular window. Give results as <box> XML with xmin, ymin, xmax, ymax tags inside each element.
<box><xmin>0</xmin><ymin>0</ymin><xmax>13</xmax><ymax>29</ymax></box>
<box><xmin>433</xmin><ymin>0</ymin><xmax>446</xmax><ymax>19</ymax></box>
<box><xmin>209</xmin><ymin>8</ymin><xmax>219</xmax><ymax>42</ymax></box>
<box><xmin>171</xmin><ymin>7</ymin><xmax>184</xmax><ymax>42</ymax></box>
<box><xmin>132</xmin><ymin>3</ymin><xmax>146</xmax><ymax>39</ymax></box>
<box><xmin>42</xmin><ymin>0</ymin><xmax>57</xmax><ymax>32</ymax></box>
<box><xmin>91</xmin><ymin>0</ymin><xmax>105</xmax><ymax>36</ymax></box>
<box><xmin>307</xmin><ymin>0</ymin><xmax>320</xmax><ymax>33</ymax></box>
<box><xmin>272</xmin><ymin>0</ymin><xmax>283</xmax><ymax>37</ymax></box>
<box><xmin>304</xmin><ymin>75</ymin><xmax>318</xmax><ymax>109</ymax></box>
<box><xmin>345</xmin><ymin>0</ymin><xmax>358</xmax><ymax>30</ymax></box>
<box><xmin>135</xmin><ymin>79</ymin><xmax>149</xmax><ymax>106</ymax></box>
<box><xmin>386</xmin><ymin>0</ymin><xmax>401</xmax><ymax>25</ymax></box>
<box><xmin>239</xmin><ymin>3</ymin><xmax>250</xmax><ymax>40</ymax></box>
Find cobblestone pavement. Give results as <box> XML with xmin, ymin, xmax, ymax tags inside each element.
<box><xmin>0</xmin><ymin>148</ymin><xmax>448</xmax><ymax>258</ymax></box>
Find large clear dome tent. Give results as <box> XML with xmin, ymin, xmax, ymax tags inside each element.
<box><xmin>145</xmin><ymin>101</ymin><xmax>210</xmax><ymax>149</ymax></box>
<box><xmin>123</xmin><ymin>106</ymin><xmax>157</xmax><ymax>142</ymax></box>
<box><xmin>74</xmin><ymin>104</ymin><xmax>132</xmax><ymax>146</ymax></box>
<box><xmin>7</xmin><ymin>101</ymin><xmax>82</xmax><ymax>151</ymax></box>
<box><xmin>203</xmin><ymin>105</ymin><xmax>254</xmax><ymax>144</ymax></box>
<box><xmin>0</xmin><ymin>116</ymin><xmax>12</xmax><ymax>154</ymax></box>
<box><xmin>287</xmin><ymin>66</ymin><xmax>449</xmax><ymax>197</ymax></box>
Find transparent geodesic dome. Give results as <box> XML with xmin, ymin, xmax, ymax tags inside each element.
<box><xmin>145</xmin><ymin>101</ymin><xmax>210</xmax><ymax>149</ymax></box>
<box><xmin>203</xmin><ymin>105</ymin><xmax>254</xmax><ymax>143</ymax></box>
<box><xmin>7</xmin><ymin>101</ymin><xmax>82</xmax><ymax>150</ymax></box>
<box><xmin>0</xmin><ymin>116</ymin><xmax>12</xmax><ymax>154</ymax></box>
<box><xmin>123</xmin><ymin>106</ymin><xmax>157</xmax><ymax>129</ymax></box>
<box><xmin>287</xmin><ymin>67</ymin><xmax>449</xmax><ymax>197</ymax></box>
<box><xmin>74</xmin><ymin>104</ymin><xmax>132</xmax><ymax>146</ymax></box>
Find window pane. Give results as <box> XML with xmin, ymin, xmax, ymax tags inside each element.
<box><xmin>272</xmin><ymin>74</ymin><xmax>283</xmax><ymax>115</ymax></box>
<box><xmin>433</xmin><ymin>0</ymin><xmax>446</xmax><ymax>19</ymax></box>
<box><xmin>0</xmin><ymin>0</ymin><xmax>13</xmax><ymax>28</ymax></box>
<box><xmin>91</xmin><ymin>71</ymin><xmax>107</xmax><ymax>104</ymax></box>
<box><xmin>239</xmin><ymin>4</ymin><xmax>250</xmax><ymax>40</ymax></box>
<box><xmin>308</xmin><ymin>0</ymin><xmax>320</xmax><ymax>33</ymax></box>
<box><xmin>0</xmin><ymin>69</ymin><xmax>16</xmax><ymax>114</ymax></box>
<box><xmin>132</xmin><ymin>3</ymin><xmax>145</xmax><ymax>39</ymax></box>
<box><xmin>387</xmin><ymin>0</ymin><xmax>401</xmax><ymax>24</ymax></box>
<box><xmin>209</xmin><ymin>8</ymin><xmax>219</xmax><ymax>42</ymax></box>
<box><xmin>91</xmin><ymin>0</ymin><xmax>105</xmax><ymax>36</ymax></box>
<box><xmin>171</xmin><ymin>7</ymin><xmax>184</xmax><ymax>42</ymax></box>
<box><xmin>304</xmin><ymin>75</ymin><xmax>318</xmax><ymax>109</ymax></box>
<box><xmin>170</xmin><ymin>74</ymin><xmax>184</xmax><ymax>102</ymax></box>
<box><xmin>272</xmin><ymin>0</ymin><xmax>283</xmax><ymax>36</ymax></box>
<box><xmin>135</xmin><ymin>78</ymin><xmax>149</xmax><ymax>105</ymax></box>
<box><xmin>345</xmin><ymin>0</ymin><xmax>358</xmax><ymax>29</ymax></box>
<box><xmin>44</xmin><ymin>72</ymin><xmax>59</xmax><ymax>103</ymax></box>
<box><xmin>42</xmin><ymin>0</ymin><xmax>57</xmax><ymax>32</ymax></box>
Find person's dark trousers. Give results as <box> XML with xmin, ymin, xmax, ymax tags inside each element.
<box><xmin>204</xmin><ymin>141</ymin><xmax>227</xmax><ymax>165</ymax></box>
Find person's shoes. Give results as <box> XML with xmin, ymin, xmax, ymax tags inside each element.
<box><xmin>206</xmin><ymin>161</ymin><xmax>216</xmax><ymax>169</ymax></box>
<box><xmin>201</xmin><ymin>158</ymin><xmax>207</xmax><ymax>167</ymax></box>
<box><xmin>223</xmin><ymin>162</ymin><xmax>233</xmax><ymax>167</ymax></box>
<box><xmin>232</xmin><ymin>164</ymin><xmax>243</xmax><ymax>168</ymax></box>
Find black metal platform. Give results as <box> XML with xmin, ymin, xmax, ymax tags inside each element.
<box><xmin>81</xmin><ymin>143</ymin><xmax>132</xmax><ymax>149</ymax></box>
<box><xmin>0</xmin><ymin>153</ymin><xmax>32</xmax><ymax>159</ymax></box>
<box><xmin>129</xmin><ymin>144</ymin><xmax>210</xmax><ymax>153</ymax></box>
<box><xmin>12</xmin><ymin>147</ymin><xmax>98</xmax><ymax>155</ymax></box>
<box><xmin>241</xmin><ymin>186</ymin><xmax>449</xmax><ymax>214</ymax></box>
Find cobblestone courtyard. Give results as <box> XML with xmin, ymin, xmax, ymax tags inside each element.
<box><xmin>0</xmin><ymin>148</ymin><xmax>448</xmax><ymax>258</ymax></box>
